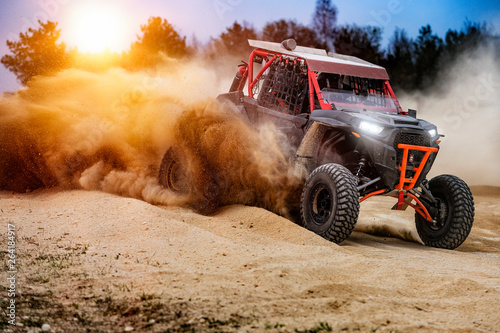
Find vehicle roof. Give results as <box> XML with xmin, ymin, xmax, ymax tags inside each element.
<box><xmin>248</xmin><ymin>39</ymin><xmax>389</xmax><ymax>80</ymax></box>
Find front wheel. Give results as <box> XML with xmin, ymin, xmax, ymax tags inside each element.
<box><xmin>416</xmin><ymin>175</ymin><xmax>475</xmax><ymax>249</ymax></box>
<box><xmin>300</xmin><ymin>163</ymin><xmax>360</xmax><ymax>244</ymax></box>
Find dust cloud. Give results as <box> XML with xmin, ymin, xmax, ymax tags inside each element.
<box><xmin>0</xmin><ymin>61</ymin><xmax>304</xmax><ymax>217</ymax></box>
<box><xmin>399</xmin><ymin>45</ymin><xmax>500</xmax><ymax>186</ymax></box>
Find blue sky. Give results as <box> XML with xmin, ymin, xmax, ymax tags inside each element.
<box><xmin>1</xmin><ymin>0</ymin><xmax>499</xmax><ymax>92</ymax></box>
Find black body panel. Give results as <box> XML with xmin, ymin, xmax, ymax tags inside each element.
<box><xmin>216</xmin><ymin>92</ymin><xmax>439</xmax><ymax>191</ymax></box>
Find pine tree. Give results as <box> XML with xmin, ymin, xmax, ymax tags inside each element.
<box><xmin>1</xmin><ymin>20</ymin><xmax>72</xmax><ymax>85</ymax></box>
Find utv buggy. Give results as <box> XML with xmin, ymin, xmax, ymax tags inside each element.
<box><xmin>159</xmin><ymin>39</ymin><xmax>474</xmax><ymax>250</ymax></box>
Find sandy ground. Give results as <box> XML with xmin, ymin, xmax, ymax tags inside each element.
<box><xmin>1</xmin><ymin>186</ymin><xmax>499</xmax><ymax>332</ymax></box>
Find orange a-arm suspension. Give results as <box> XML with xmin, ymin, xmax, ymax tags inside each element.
<box><xmin>361</xmin><ymin>189</ymin><xmax>434</xmax><ymax>223</ymax></box>
<box><xmin>392</xmin><ymin>192</ymin><xmax>434</xmax><ymax>222</ymax></box>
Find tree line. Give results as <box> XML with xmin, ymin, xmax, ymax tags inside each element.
<box><xmin>2</xmin><ymin>0</ymin><xmax>498</xmax><ymax>93</ymax></box>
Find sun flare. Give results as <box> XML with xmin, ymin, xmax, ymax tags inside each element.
<box><xmin>67</xmin><ymin>2</ymin><xmax>129</xmax><ymax>53</ymax></box>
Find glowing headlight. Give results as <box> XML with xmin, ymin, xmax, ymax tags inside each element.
<box><xmin>428</xmin><ymin>128</ymin><xmax>437</xmax><ymax>137</ymax></box>
<box><xmin>359</xmin><ymin>121</ymin><xmax>383</xmax><ymax>135</ymax></box>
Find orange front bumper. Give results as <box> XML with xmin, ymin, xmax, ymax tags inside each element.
<box><xmin>395</xmin><ymin>144</ymin><xmax>439</xmax><ymax>191</ymax></box>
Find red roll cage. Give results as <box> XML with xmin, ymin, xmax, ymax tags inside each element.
<box><xmin>235</xmin><ymin>42</ymin><xmax>403</xmax><ymax>114</ymax></box>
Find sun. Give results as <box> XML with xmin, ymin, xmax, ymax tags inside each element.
<box><xmin>67</xmin><ymin>2</ymin><xmax>129</xmax><ymax>53</ymax></box>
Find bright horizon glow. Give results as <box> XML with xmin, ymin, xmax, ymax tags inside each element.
<box><xmin>66</xmin><ymin>2</ymin><xmax>129</xmax><ymax>53</ymax></box>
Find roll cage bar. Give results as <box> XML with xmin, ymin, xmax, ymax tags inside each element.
<box><xmin>236</xmin><ymin>48</ymin><xmax>403</xmax><ymax>114</ymax></box>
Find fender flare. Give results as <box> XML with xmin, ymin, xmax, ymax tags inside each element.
<box><xmin>296</xmin><ymin>122</ymin><xmax>351</xmax><ymax>172</ymax></box>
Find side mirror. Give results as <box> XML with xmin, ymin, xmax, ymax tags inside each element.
<box><xmin>408</xmin><ymin>109</ymin><xmax>417</xmax><ymax>118</ymax></box>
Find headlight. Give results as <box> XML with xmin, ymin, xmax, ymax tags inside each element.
<box><xmin>359</xmin><ymin>121</ymin><xmax>383</xmax><ymax>135</ymax></box>
<box><xmin>428</xmin><ymin>128</ymin><xmax>437</xmax><ymax>138</ymax></box>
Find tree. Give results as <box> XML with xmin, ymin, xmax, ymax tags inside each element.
<box><xmin>332</xmin><ymin>24</ymin><xmax>384</xmax><ymax>64</ymax></box>
<box><xmin>311</xmin><ymin>0</ymin><xmax>337</xmax><ymax>51</ymax></box>
<box><xmin>414</xmin><ymin>25</ymin><xmax>443</xmax><ymax>90</ymax></box>
<box><xmin>1</xmin><ymin>20</ymin><xmax>72</xmax><ymax>85</ymax></box>
<box><xmin>443</xmin><ymin>20</ymin><xmax>492</xmax><ymax>60</ymax></box>
<box><xmin>218</xmin><ymin>21</ymin><xmax>257</xmax><ymax>56</ymax></box>
<box><xmin>124</xmin><ymin>17</ymin><xmax>187</xmax><ymax>69</ymax></box>
<box><xmin>262</xmin><ymin>19</ymin><xmax>322</xmax><ymax>48</ymax></box>
<box><xmin>203</xmin><ymin>21</ymin><xmax>256</xmax><ymax>71</ymax></box>
<box><xmin>262</xmin><ymin>19</ymin><xmax>295</xmax><ymax>43</ymax></box>
<box><xmin>385</xmin><ymin>28</ymin><xmax>416</xmax><ymax>92</ymax></box>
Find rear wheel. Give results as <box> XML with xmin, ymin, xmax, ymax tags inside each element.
<box><xmin>158</xmin><ymin>147</ymin><xmax>221</xmax><ymax>214</ymax></box>
<box><xmin>416</xmin><ymin>175</ymin><xmax>474</xmax><ymax>249</ymax></box>
<box><xmin>158</xmin><ymin>147</ymin><xmax>191</xmax><ymax>194</ymax></box>
<box><xmin>300</xmin><ymin>163</ymin><xmax>360</xmax><ymax>244</ymax></box>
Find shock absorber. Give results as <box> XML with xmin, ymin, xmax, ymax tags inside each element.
<box><xmin>355</xmin><ymin>155</ymin><xmax>367</xmax><ymax>179</ymax></box>
<box><xmin>229</xmin><ymin>61</ymin><xmax>248</xmax><ymax>92</ymax></box>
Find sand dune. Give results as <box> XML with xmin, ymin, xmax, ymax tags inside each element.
<box><xmin>1</xmin><ymin>188</ymin><xmax>498</xmax><ymax>332</ymax></box>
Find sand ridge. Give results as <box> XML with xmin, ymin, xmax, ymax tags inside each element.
<box><xmin>1</xmin><ymin>188</ymin><xmax>499</xmax><ymax>332</ymax></box>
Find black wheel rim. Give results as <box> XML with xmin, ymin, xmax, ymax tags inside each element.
<box><xmin>428</xmin><ymin>197</ymin><xmax>450</xmax><ymax>231</ymax></box>
<box><xmin>310</xmin><ymin>183</ymin><xmax>334</xmax><ymax>225</ymax></box>
<box><xmin>167</xmin><ymin>160</ymin><xmax>188</xmax><ymax>193</ymax></box>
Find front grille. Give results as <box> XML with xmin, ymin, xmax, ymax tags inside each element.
<box><xmin>393</xmin><ymin>132</ymin><xmax>430</xmax><ymax>149</ymax></box>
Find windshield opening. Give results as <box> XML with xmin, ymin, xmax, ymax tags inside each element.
<box><xmin>317</xmin><ymin>73</ymin><xmax>398</xmax><ymax>113</ymax></box>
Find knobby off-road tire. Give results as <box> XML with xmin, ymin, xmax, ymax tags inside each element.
<box><xmin>158</xmin><ymin>147</ymin><xmax>221</xmax><ymax>214</ymax></box>
<box><xmin>416</xmin><ymin>174</ymin><xmax>474</xmax><ymax>250</ymax></box>
<box><xmin>158</xmin><ymin>147</ymin><xmax>191</xmax><ymax>195</ymax></box>
<box><xmin>300</xmin><ymin>163</ymin><xmax>360</xmax><ymax>244</ymax></box>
